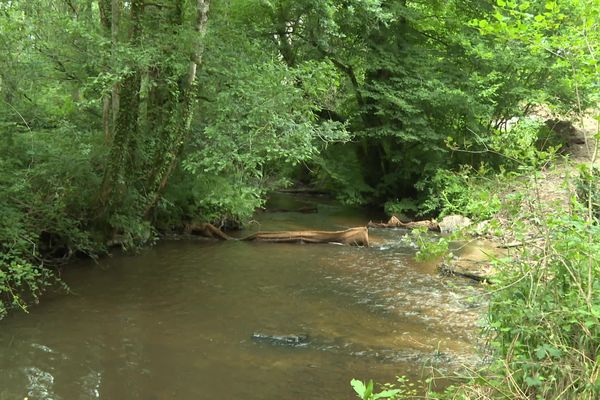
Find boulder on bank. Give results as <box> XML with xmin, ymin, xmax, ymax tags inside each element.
<box><xmin>368</xmin><ymin>214</ymin><xmax>472</xmax><ymax>234</ymax></box>
<box><xmin>438</xmin><ymin>215</ymin><xmax>472</xmax><ymax>234</ymax></box>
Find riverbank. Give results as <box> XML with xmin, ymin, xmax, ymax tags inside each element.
<box><xmin>378</xmin><ymin>116</ymin><xmax>600</xmax><ymax>399</ymax></box>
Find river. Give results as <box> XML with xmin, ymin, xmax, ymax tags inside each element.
<box><xmin>0</xmin><ymin>195</ymin><xmax>486</xmax><ymax>399</ymax></box>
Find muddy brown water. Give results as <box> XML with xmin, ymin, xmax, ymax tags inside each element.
<box><xmin>0</xmin><ymin>195</ymin><xmax>486</xmax><ymax>399</ymax></box>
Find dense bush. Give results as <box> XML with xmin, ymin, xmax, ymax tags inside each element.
<box><xmin>416</xmin><ymin>166</ymin><xmax>503</xmax><ymax>221</ymax></box>
<box><xmin>0</xmin><ymin>127</ymin><xmax>103</xmax><ymax>316</ymax></box>
<box><xmin>486</xmin><ymin>211</ymin><xmax>600</xmax><ymax>399</ymax></box>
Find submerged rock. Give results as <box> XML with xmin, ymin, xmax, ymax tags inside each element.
<box><xmin>251</xmin><ymin>332</ymin><xmax>310</xmax><ymax>347</ymax></box>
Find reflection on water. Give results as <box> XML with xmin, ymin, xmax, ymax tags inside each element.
<box><xmin>0</xmin><ymin>195</ymin><xmax>486</xmax><ymax>399</ymax></box>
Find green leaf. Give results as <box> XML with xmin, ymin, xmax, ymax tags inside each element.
<box><xmin>525</xmin><ymin>375</ymin><xmax>543</xmax><ymax>387</ymax></box>
<box><xmin>547</xmin><ymin>346</ymin><xmax>562</xmax><ymax>358</ymax></box>
<box><xmin>372</xmin><ymin>389</ymin><xmax>401</xmax><ymax>399</ymax></box>
<box><xmin>535</xmin><ymin>346</ymin><xmax>546</xmax><ymax>359</ymax></box>
<box><xmin>351</xmin><ymin>379</ymin><xmax>367</xmax><ymax>398</ymax></box>
<box><xmin>519</xmin><ymin>1</ymin><xmax>531</xmax><ymax>11</ymax></box>
<box><xmin>365</xmin><ymin>380</ymin><xmax>374</xmax><ymax>399</ymax></box>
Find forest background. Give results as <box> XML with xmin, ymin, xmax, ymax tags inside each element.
<box><xmin>0</xmin><ymin>1</ymin><xmax>598</xmax><ymax>398</ymax></box>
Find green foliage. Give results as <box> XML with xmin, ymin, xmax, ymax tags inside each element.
<box><xmin>483</xmin><ymin>118</ymin><xmax>562</xmax><ymax>169</ymax></box>
<box><xmin>484</xmin><ymin>211</ymin><xmax>600</xmax><ymax>399</ymax></box>
<box><xmin>405</xmin><ymin>227</ymin><xmax>451</xmax><ymax>262</ymax></box>
<box><xmin>354</xmin><ymin>195</ymin><xmax>600</xmax><ymax>399</ymax></box>
<box><xmin>351</xmin><ymin>378</ymin><xmax>402</xmax><ymax>400</ymax></box>
<box><xmin>158</xmin><ymin>173</ymin><xmax>266</xmax><ymax>228</ymax></box>
<box><xmin>417</xmin><ymin>167</ymin><xmax>503</xmax><ymax>221</ymax></box>
<box><xmin>0</xmin><ymin>254</ymin><xmax>53</xmax><ymax>318</ymax></box>
<box><xmin>0</xmin><ymin>126</ymin><xmax>104</xmax><ymax>315</ymax></box>
<box><xmin>417</xmin><ymin>116</ymin><xmax>562</xmax><ymax>221</ymax></box>
<box><xmin>314</xmin><ymin>145</ymin><xmax>374</xmax><ymax>205</ymax></box>
<box><xmin>474</xmin><ymin>0</ymin><xmax>599</xmax><ymax>111</ymax></box>
<box><xmin>577</xmin><ymin>165</ymin><xmax>600</xmax><ymax>220</ymax></box>
<box><xmin>294</xmin><ymin>0</ymin><xmax>584</xmax><ymax>205</ymax></box>
<box><xmin>384</xmin><ymin>198</ymin><xmax>418</xmax><ymax>217</ymax></box>
<box><xmin>177</xmin><ymin>13</ymin><xmax>348</xmax><ymax>221</ymax></box>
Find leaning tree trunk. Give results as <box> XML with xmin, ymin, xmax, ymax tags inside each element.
<box><xmin>143</xmin><ymin>0</ymin><xmax>211</xmax><ymax>217</ymax></box>
<box><xmin>98</xmin><ymin>0</ymin><xmax>143</xmax><ymax>210</ymax></box>
<box><xmin>97</xmin><ymin>0</ymin><xmax>121</xmax><ymax>143</ymax></box>
<box><xmin>98</xmin><ymin>71</ymin><xmax>141</xmax><ymax>206</ymax></box>
<box><xmin>110</xmin><ymin>0</ymin><xmax>121</xmax><ymax>131</ymax></box>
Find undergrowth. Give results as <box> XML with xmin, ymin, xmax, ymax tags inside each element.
<box><xmin>352</xmin><ymin>111</ymin><xmax>599</xmax><ymax>398</ymax></box>
<box><xmin>353</xmin><ymin>167</ymin><xmax>600</xmax><ymax>399</ymax></box>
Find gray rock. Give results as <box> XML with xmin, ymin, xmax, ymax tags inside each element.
<box><xmin>438</xmin><ymin>215</ymin><xmax>472</xmax><ymax>233</ymax></box>
<box><xmin>251</xmin><ymin>332</ymin><xmax>310</xmax><ymax>347</ymax></box>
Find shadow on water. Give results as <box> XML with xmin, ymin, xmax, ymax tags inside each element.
<box><xmin>0</xmin><ymin>195</ymin><xmax>487</xmax><ymax>400</ymax></box>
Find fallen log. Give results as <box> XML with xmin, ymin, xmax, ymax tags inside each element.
<box><xmin>439</xmin><ymin>263</ymin><xmax>494</xmax><ymax>284</ymax></box>
<box><xmin>184</xmin><ymin>223</ymin><xmax>234</xmax><ymax>240</ymax></box>
<box><xmin>368</xmin><ymin>215</ymin><xmax>440</xmax><ymax>231</ymax></box>
<box><xmin>186</xmin><ymin>223</ymin><xmax>368</xmax><ymax>246</ymax></box>
<box><xmin>241</xmin><ymin>226</ymin><xmax>369</xmax><ymax>247</ymax></box>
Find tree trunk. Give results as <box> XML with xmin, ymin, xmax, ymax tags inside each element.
<box><xmin>110</xmin><ymin>0</ymin><xmax>120</xmax><ymax>127</ymax></box>
<box><xmin>102</xmin><ymin>95</ymin><xmax>110</xmax><ymax>142</ymax></box>
<box><xmin>242</xmin><ymin>227</ymin><xmax>369</xmax><ymax>247</ymax></box>
<box><xmin>98</xmin><ymin>71</ymin><xmax>142</xmax><ymax>205</ymax></box>
<box><xmin>98</xmin><ymin>0</ymin><xmax>143</xmax><ymax>208</ymax></box>
<box><xmin>143</xmin><ymin>0</ymin><xmax>211</xmax><ymax>217</ymax></box>
<box><xmin>97</xmin><ymin>0</ymin><xmax>120</xmax><ymax>142</ymax></box>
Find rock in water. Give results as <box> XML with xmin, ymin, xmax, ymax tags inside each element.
<box><xmin>251</xmin><ymin>332</ymin><xmax>310</xmax><ymax>347</ymax></box>
<box><xmin>438</xmin><ymin>215</ymin><xmax>472</xmax><ymax>233</ymax></box>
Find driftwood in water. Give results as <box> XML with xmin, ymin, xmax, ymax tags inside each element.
<box><xmin>241</xmin><ymin>226</ymin><xmax>369</xmax><ymax>247</ymax></box>
<box><xmin>439</xmin><ymin>263</ymin><xmax>494</xmax><ymax>284</ymax></box>
<box><xmin>186</xmin><ymin>223</ymin><xmax>368</xmax><ymax>246</ymax></box>
<box><xmin>184</xmin><ymin>223</ymin><xmax>234</xmax><ymax>240</ymax></box>
<box><xmin>368</xmin><ymin>216</ymin><xmax>440</xmax><ymax>232</ymax></box>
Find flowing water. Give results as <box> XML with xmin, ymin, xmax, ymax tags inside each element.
<box><xmin>0</xmin><ymin>195</ymin><xmax>487</xmax><ymax>399</ymax></box>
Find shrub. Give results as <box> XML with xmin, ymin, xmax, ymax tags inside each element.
<box><xmin>486</xmin><ymin>209</ymin><xmax>599</xmax><ymax>399</ymax></box>
<box><xmin>0</xmin><ymin>127</ymin><xmax>103</xmax><ymax>317</ymax></box>
<box><xmin>577</xmin><ymin>165</ymin><xmax>600</xmax><ymax>221</ymax></box>
<box><xmin>416</xmin><ymin>167</ymin><xmax>502</xmax><ymax>221</ymax></box>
